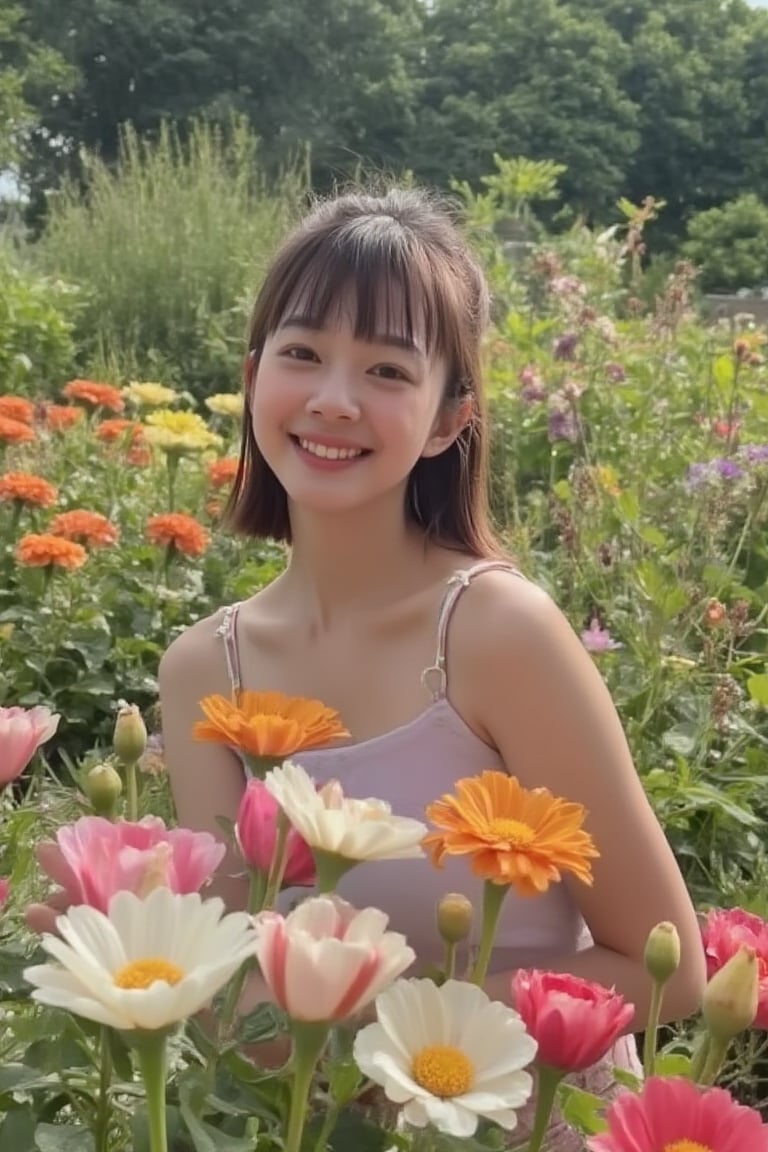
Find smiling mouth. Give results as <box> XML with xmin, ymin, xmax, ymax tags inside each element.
<box><xmin>291</xmin><ymin>436</ymin><xmax>371</xmax><ymax>461</ymax></box>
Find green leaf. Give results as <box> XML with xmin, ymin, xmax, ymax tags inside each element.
<box><xmin>0</xmin><ymin>1106</ymin><xmax>36</xmax><ymax>1152</ymax></box>
<box><xmin>654</xmin><ymin>1051</ymin><xmax>693</xmax><ymax>1077</ymax></box>
<box><xmin>35</xmin><ymin>1124</ymin><xmax>95</xmax><ymax>1152</ymax></box>
<box><xmin>235</xmin><ymin>1002</ymin><xmax>284</xmax><ymax>1045</ymax></box>
<box><xmin>557</xmin><ymin>1084</ymin><xmax>608</xmax><ymax>1135</ymax></box>
<box><xmin>747</xmin><ymin>674</ymin><xmax>768</xmax><ymax>706</ymax></box>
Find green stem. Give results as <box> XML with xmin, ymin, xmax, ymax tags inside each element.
<box><xmin>286</xmin><ymin>1022</ymin><xmax>329</xmax><ymax>1152</ymax></box>
<box><xmin>125</xmin><ymin>760</ymin><xmax>139</xmax><ymax>821</ymax></box>
<box><xmin>444</xmin><ymin>941</ymin><xmax>456</xmax><ymax>982</ymax></box>
<box><xmin>689</xmin><ymin>1030</ymin><xmax>711</xmax><ymax>1083</ymax></box>
<box><xmin>313</xmin><ymin>850</ymin><xmax>356</xmax><ymax>895</ymax></box>
<box><xmin>526</xmin><ymin>1065</ymin><xmax>564</xmax><ymax>1152</ymax></box>
<box><xmin>470</xmin><ymin>882</ymin><xmax>509</xmax><ymax>986</ymax></box>
<box><xmin>263</xmin><ymin>811</ymin><xmax>290</xmax><ymax>910</ymax></box>
<box><xmin>643</xmin><ymin>980</ymin><xmax>664</xmax><ymax>1079</ymax></box>
<box><xmin>135</xmin><ymin>1036</ymin><xmax>168</xmax><ymax>1152</ymax></box>
<box><xmin>700</xmin><ymin>1035</ymin><xmax>730</xmax><ymax>1086</ymax></box>
<box><xmin>93</xmin><ymin>1026</ymin><xmax>113</xmax><ymax>1152</ymax></box>
<box><xmin>312</xmin><ymin>1103</ymin><xmax>339</xmax><ymax>1152</ymax></box>
<box><xmin>166</xmin><ymin>453</ymin><xmax>179</xmax><ymax>512</ymax></box>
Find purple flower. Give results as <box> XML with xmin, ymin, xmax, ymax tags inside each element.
<box><xmin>686</xmin><ymin>458</ymin><xmax>743</xmax><ymax>488</ymax></box>
<box><xmin>547</xmin><ymin>405</ymin><xmax>579</xmax><ymax>443</ymax></box>
<box><xmin>519</xmin><ymin>365</ymin><xmax>547</xmax><ymax>403</ymax></box>
<box><xmin>553</xmin><ymin>332</ymin><xmax>579</xmax><ymax>361</ymax></box>
<box><xmin>605</xmin><ymin>361</ymin><xmax>626</xmax><ymax>383</ymax></box>
<box><xmin>581</xmin><ymin>619</ymin><xmax>622</xmax><ymax>653</ymax></box>
<box><xmin>741</xmin><ymin>443</ymin><xmax>768</xmax><ymax>465</ymax></box>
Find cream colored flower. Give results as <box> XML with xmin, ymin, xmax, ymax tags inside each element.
<box><xmin>123</xmin><ymin>381</ymin><xmax>179</xmax><ymax>408</ymax></box>
<box><xmin>353</xmin><ymin>978</ymin><xmax>536</xmax><ymax>1138</ymax></box>
<box><xmin>143</xmin><ymin>409</ymin><xmax>222</xmax><ymax>454</ymax></box>
<box><xmin>205</xmin><ymin>393</ymin><xmax>243</xmax><ymax>418</ymax></box>
<box><xmin>264</xmin><ymin>761</ymin><xmax>427</xmax><ymax>862</ymax></box>
<box><xmin>255</xmin><ymin>895</ymin><xmax>415</xmax><ymax>1021</ymax></box>
<box><xmin>23</xmin><ymin>887</ymin><xmax>257</xmax><ymax>1031</ymax></box>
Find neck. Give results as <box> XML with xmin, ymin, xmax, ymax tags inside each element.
<box><xmin>282</xmin><ymin>493</ymin><xmax>435</xmax><ymax>623</ymax></box>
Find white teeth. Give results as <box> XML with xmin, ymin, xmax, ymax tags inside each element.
<box><xmin>299</xmin><ymin>438</ymin><xmax>363</xmax><ymax>461</ymax></box>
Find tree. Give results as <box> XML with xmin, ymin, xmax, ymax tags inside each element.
<box><xmin>16</xmin><ymin>0</ymin><xmax>425</xmax><ymax>196</ymax></box>
<box><xmin>0</xmin><ymin>1</ymin><xmax>76</xmax><ymax>175</ymax></box>
<box><xmin>413</xmin><ymin>0</ymin><xmax>640</xmax><ymax>219</ymax></box>
<box><xmin>572</xmin><ymin>0</ymin><xmax>759</xmax><ymax>241</ymax></box>
<box><xmin>683</xmin><ymin>195</ymin><xmax>768</xmax><ymax>293</ymax></box>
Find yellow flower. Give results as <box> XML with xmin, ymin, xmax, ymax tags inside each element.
<box><xmin>143</xmin><ymin>409</ymin><xmax>222</xmax><ymax>454</ymax></box>
<box><xmin>423</xmin><ymin>770</ymin><xmax>599</xmax><ymax>896</ymax></box>
<box><xmin>205</xmin><ymin>393</ymin><xmax>243</xmax><ymax>418</ymax></box>
<box><xmin>193</xmin><ymin>690</ymin><xmax>349</xmax><ymax>758</ymax></box>
<box><xmin>123</xmin><ymin>381</ymin><xmax>179</xmax><ymax>408</ymax></box>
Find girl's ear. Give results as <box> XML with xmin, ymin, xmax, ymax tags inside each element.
<box><xmin>421</xmin><ymin>397</ymin><xmax>473</xmax><ymax>459</ymax></box>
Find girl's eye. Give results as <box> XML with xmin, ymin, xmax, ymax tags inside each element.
<box><xmin>282</xmin><ymin>345</ymin><xmax>318</xmax><ymax>362</ymax></box>
<box><xmin>370</xmin><ymin>364</ymin><xmax>410</xmax><ymax>382</ymax></box>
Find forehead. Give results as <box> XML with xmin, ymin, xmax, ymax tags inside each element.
<box><xmin>278</xmin><ymin>280</ymin><xmax>429</xmax><ymax>354</ymax></box>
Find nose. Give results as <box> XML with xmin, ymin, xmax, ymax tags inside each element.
<box><xmin>305</xmin><ymin>368</ymin><xmax>360</xmax><ymax>421</ymax></box>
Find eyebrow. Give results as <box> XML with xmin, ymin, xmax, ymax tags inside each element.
<box><xmin>279</xmin><ymin>314</ymin><xmax>425</xmax><ymax>358</ymax></box>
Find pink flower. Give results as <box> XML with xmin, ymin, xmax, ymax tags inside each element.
<box><xmin>255</xmin><ymin>895</ymin><xmax>415</xmax><ymax>1022</ymax></box>
<box><xmin>27</xmin><ymin>815</ymin><xmax>225</xmax><ymax>926</ymax></box>
<box><xmin>588</xmin><ymin>1076</ymin><xmax>768</xmax><ymax>1152</ymax></box>
<box><xmin>512</xmin><ymin>970</ymin><xmax>634</xmax><ymax>1072</ymax></box>
<box><xmin>0</xmin><ymin>878</ymin><xmax>9</xmax><ymax>908</ymax></box>
<box><xmin>0</xmin><ymin>705</ymin><xmax>59</xmax><ymax>785</ymax></box>
<box><xmin>581</xmin><ymin>618</ymin><xmax>622</xmax><ymax>653</ymax></box>
<box><xmin>236</xmin><ymin>778</ymin><xmax>315</xmax><ymax>887</ymax></box>
<box><xmin>703</xmin><ymin>907</ymin><xmax>768</xmax><ymax>1029</ymax></box>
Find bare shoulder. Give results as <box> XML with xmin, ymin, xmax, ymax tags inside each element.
<box><xmin>159</xmin><ymin>608</ymin><xmax>230</xmax><ymax>695</ymax></box>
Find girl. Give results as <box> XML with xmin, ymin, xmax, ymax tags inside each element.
<box><xmin>159</xmin><ymin>187</ymin><xmax>704</xmax><ymax>1145</ymax></box>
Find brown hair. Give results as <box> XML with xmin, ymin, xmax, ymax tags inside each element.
<box><xmin>226</xmin><ymin>186</ymin><xmax>502</xmax><ymax>557</ymax></box>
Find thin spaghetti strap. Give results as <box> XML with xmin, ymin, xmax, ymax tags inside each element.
<box><xmin>214</xmin><ymin>602</ymin><xmax>243</xmax><ymax>698</ymax></box>
<box><xmin>420</xmin><ymin>561</ymin><xmax>526</xmax><ymax>701</ymax></box>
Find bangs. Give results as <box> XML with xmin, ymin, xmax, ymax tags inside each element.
<box><xmin>253</xmin><ymin>216</ymin><xmax>461</xmax><ymax>364</ymax></box>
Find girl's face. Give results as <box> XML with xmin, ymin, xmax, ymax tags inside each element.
<box><xmin>250</xmin><ymin>298</ymin><xmax>466</xmax><ymax>519</ymax></box>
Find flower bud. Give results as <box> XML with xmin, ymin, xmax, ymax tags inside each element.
<box><xmin>702</xmin><ymin>946</ymin><xmax>759</xmax><ymax>1042</ymax></box>
<box><xmin>436</xmin><ymin>892</ymin><xmax>474</xmax><ymax>945</ymax></box>
<box><xmin>113</xmin><ymin>704</ymin><xmax>147</xmax><ymax>765</ymax></box>
<box><xmin>644</xmin><ymin>921</ymin><xmax>681</xmax><ymax>986</ymax></box>
<box><xmin>85</xmin><ymin>762</ymin><xmax>123</xmax><ymax>816</ymax></box>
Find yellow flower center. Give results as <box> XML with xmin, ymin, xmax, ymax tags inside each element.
<box><xmin>488</xmin><ymin>817</ymin><xmax>536</xmax><ymax>846</ymax></box>
<box><xmin>113</xmin><ymin>957</ymin><xmax>185</xmax><ymax>990</ymax></box>
<box><xmin>411</xmin><ymin>1045</ymin><xmax>474</xmax><ymax>1098</ymax></box>
<box><xmin>664</xmin><ymin>1143</ymin><xmax>712</xmax><ymax>1152</ymax></box>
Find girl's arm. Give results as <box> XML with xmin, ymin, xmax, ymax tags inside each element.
<box><xmin>456</xmin><ymin>575</ymin><xmax>706</xmax><ymax>1028</ymax></box>
<box><xmin>160</xmin><ymin>620</ymin><xmax>290</xmax><ymax>1064</ymax></box>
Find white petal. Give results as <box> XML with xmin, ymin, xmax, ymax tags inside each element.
<box><xmin>417</xmin><ymin>1097</ymin><xmax>479</xmax><ymax>1138</ymax></box>
<box><xmin>30</xmin><ymin>985</ymin><xmax>132</xmax><ymax>1029</ymax></box>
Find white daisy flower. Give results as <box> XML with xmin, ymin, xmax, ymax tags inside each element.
<box><xmin>353</xmin><ymin>978</ymin><xmax>537</xmax><ymax>1138</ymax></box>
<box><xmin>23</xmin><ymin>887</ymin><xmax>257</xmax><ymax>1032</ymax></box>
<box><xmin>264</xmin><ymin>760</ymin><xmax>427</xmax><ymax>862</ymax></box>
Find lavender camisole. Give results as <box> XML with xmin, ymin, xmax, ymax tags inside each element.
<box><xmin>216</xmin><ymin>561</ymin><xmax>642</xmax><ymax>1145</ymax></box>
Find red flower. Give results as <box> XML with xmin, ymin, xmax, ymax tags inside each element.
<box><xmin>703</xmin><ymin>907</ymin><xmax>768</xmax><ymax>1029</ymax></box>
<box><xmin>512</xmin><ymin>969</ymin><xmax>634</xmax><ymax>1072</ymax></box>
<box><xmin>0</xmin><ymin>416</ymin><xmax>35</xmax><ymax>444</ymax></box>
<box><xmin>49</xmin><ymin>510</ymin><xmax>119</xmax><ymax>548</ymax></box>
<box><xmin>0</xmin><ymin>396</ymin><xmax>35</xmax><ymax>424</ymax></box>
<box><xmin>146</xmin><ymin>512</ymin><xmax>209</xmax><ymax>556</ymax></box>
<box><xmin>63</xmin><ymin>379</ymin><xmax>124</xmax><ymax>413</ymax></box>
<box><xmin>588</xmin><ymin>1076</ymin><xmax>766</xmax><ymax>1152</ymax></box>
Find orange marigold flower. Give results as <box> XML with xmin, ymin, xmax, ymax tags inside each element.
<box><xmin>62</xmin><ymin>379</ymin><xmax>124</xmax><ymax>413</ymax></box>
<box><xmin>0</xmin><ymin>415</ymin><xmax>35</xmax><ymax>444</ymax></box>
<box><xmin>146</xmin><ymin>512</ymin><xmax>209</xmax><ymax>556</ymax></box>
<box><xmin>423</xmin><ymin>770</ymin><xmax>599</xmax><ymax>896</ymax></box>
<box><xmin>127</xmin><ymin>443</ymin><xmax>152</xmax><ymax>467</ymax></box>
<box><xmin>96</xmin><ymin>418</ymin><xmax>144</xmax><ymax>444</ymax></box>
<box><xmin>49</xmin><ymin>509</ymin><xmax>119</xmax><ymax>547</ymax></box>
<box><xmin>0</xmin><ymin>396</ymin><xmax>35</xmax><ymax>424</ymax></box>
<box><xmin>43</xmin><ymin>405</ymin><xmax>84</xmax><ymax>431</ymax></box>
<box><xmin>193</xmin><ymin>690</ymin><xmax>350</xmax><ymax>759</ymax></box>
<box><xmin>207</xmin><ymin>457</ymin><xmax>239</xmax><ymax>489</ymax></box>
<box><xmin>15</xmin><ymin>533</ymin><xmax>87</xmax><ymax>570</ymax></box>
<box><xmin>0</xmin><ymin>472</ymin><xmax>58</xmax><ymax>507</ymax></box>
